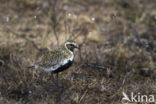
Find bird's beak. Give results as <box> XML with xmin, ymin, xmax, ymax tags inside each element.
<box><xmin>75</xmin><ymin>45</ymin><xmax>80</xmax><ymax>49</ymax></box>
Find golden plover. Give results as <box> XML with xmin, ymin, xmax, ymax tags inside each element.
<box><xmin>29</xmin><ymin>40</ymin><xmax>79</xmax><ymax>86</ymax></box>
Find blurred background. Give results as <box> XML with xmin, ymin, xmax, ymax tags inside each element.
<box><xmin>0</xmin><ymin>0</ymin><xmax>156</xmax><ymax>103</ymax></box>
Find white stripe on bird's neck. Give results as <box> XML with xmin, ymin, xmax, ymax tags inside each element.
<box><xmin>64</xmin><ymin>42</ymin><xmax>74</xmax><ymax>61</ymax></box>
<box><xmin>64</xmin><ymin>42</ymin><xmax>74</xmax><ymax>54</ymax></box>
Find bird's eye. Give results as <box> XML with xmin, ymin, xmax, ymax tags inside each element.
<box><xmin>66</xmin><ymin>44</ymin><xmax>76</xmax><ymax>51</ymax></box>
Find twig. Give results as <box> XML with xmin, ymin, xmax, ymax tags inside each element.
<box><xmin>79</xmin><ymin>89</ymin><xmax>88</xmax><ymax>103</ymax></box>
<box><xmin>78</xmin><ymin>43</ymin><xmax>85</xmax><ymax>62</ymax></box>
<box><xmin>48</xmin><ymin>0</ymin><xmax>59</xmax><ymax>46</ymax></box>
<box><xmin>0</xmin><ymin>59</ymin><xmax>5</xmax><ymax>66</ymax></box>
<box><xmin>67</xmin><ymin>14</ymin><xmax>80</xmax><ymax>40</ymax></box>
<box><xmin>86</xmin><ymin>63</ymin><xmax>107</xmax><ymax>70</ymax></box>
<box><xmin>6</xmin><ymin>28</ymin><xmax>41</xmax><ymax>51</ymax></box>
<box><xmin>94</xmin><ymin>44</ymin><xmax>100</xmax><ymax>64</ymax></box>
<box><xmin>133</xmin><ymin>26</ymin><xmax>142</xmax><ymax>45</ymax></box>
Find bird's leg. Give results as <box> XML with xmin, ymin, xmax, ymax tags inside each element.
<box><xmin>51</xmin><ymin>72</ymin><xmax>56</xmax><ymax>85</ymax></box>
<box><xmin>56</xmin><ymin>73</ymin><xmax>59</xmax><ymax>87</ymax></box>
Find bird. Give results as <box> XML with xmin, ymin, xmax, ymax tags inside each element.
<box><xmin>28</xmin><ymin>40</ymin><xmax>79</xmax><ymax>86</ymax></box>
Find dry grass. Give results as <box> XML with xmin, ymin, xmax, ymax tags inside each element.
<box><xmin>0</xmin><ymin>0</ymin><xmax>156</xmax><ymax>104</ymax></box>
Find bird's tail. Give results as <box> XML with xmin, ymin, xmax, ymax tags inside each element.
<box><xmin>27</xmin><ymin>65</ymin><xmax>35</xmax><ymax>69</ymax></box>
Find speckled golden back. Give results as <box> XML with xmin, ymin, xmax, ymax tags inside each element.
<box><xmin>38</xmin><ymin>44</ymin><xmax>72</xmax><ymax>68</ymax></box>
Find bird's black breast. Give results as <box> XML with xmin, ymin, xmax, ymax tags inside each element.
<box><xmin>53</xmin><ymin>60</ymin><xmax>73</xmax><ymax>73</ymax></box>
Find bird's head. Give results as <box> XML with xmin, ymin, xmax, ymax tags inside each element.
<box><xmin>65</xmin><ymin>40</ymin><xmax>79</xmax><ymax>52</ymax></box>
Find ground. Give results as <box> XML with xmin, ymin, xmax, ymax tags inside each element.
<box><xmin>0</xmin><ymin>0</ymin><xmax>156</xmax><ymax>104</ymax></box>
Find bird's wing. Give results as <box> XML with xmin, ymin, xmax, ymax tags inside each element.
<box><xmin>37</xmin><ymin>50</ymin><xmax>64</xmax><ymax>68</ymax></box>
